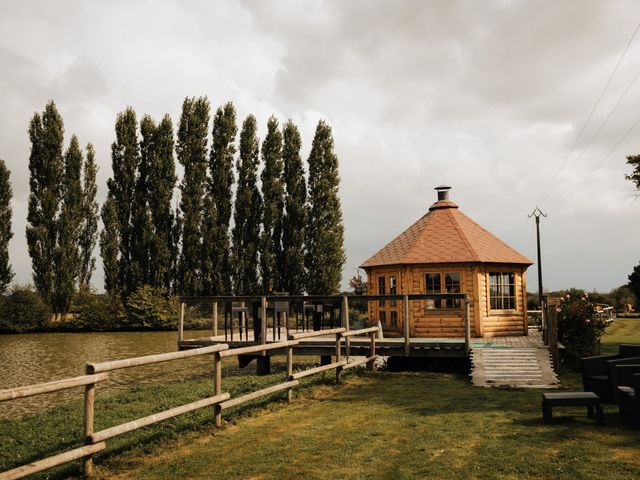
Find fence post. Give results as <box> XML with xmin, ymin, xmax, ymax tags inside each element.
<box><xmin>260</xmin><ymin>296</ymin><xmax>267</xmax><ymax>348</ymax></box>
<box><xmin>335</xmin><ymin>333</ymin><xmax>342</xmax><ymax>384</ymax></box>
<box><xmin>178</xmin><ymin>302</ymin><xmax>185</xmax><ymax>342</ymax></box>
<box><xmin>368</xmin><ymin>331</ymin><xmax>376</xmax><ymax>371</ymax></box>
<box><xmin>214</xmin><ymin>352</ymin><xmax>222</xmax><ymax>427</ymax></box>
<box><xmin>403</xmin><ymin>295</ymin><xmax>410</xmax><ymax>357</ymax></box>
<box><xmin>212</xmin><ymin>302</ymin><xmax>218</xmax><ymax>337</ymax></box>
<box><xmin>341</xmin><ymin>295</ymin><xmax>350</xmax><ymax>356</ymax></box>
<box><xmin>547</xmin><ymin>300</ymin><xmax>559</xmax><ymax>373</ymax></box>
<box><xmin>83</xmin><ymin>365</ymin><xmax>96</xmax><ymax>477</ymax></box>
<box><xmin>464</xmin><ymin>295</ymin><xmax>471</xmax><ymax>355</ymax></box>
<box><xmin>286</xmin><ymin>344</ymin><xmax>293</xmax><ymax>402</ymax></box>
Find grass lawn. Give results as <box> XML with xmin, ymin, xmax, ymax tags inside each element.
<box><xmin>600</xmin><ymin>317</ymin><xmax>640</xmax><ymax>355</ymax></box>
<box><xmin>2</xmin><ymin>319</ymin><xmax>640</xmax><ymax>479</ymax></box>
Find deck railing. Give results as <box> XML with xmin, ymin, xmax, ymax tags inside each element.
<box><xmin>0</xmin><ymin>326</ymin><xmax>379</xmax><ymax>480</ymax></box>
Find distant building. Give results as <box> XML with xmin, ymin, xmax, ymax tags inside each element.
<box><xmin>360</xmin><ymin>186</ymin><xmax>533</xmax><ymax>338</ymax></box>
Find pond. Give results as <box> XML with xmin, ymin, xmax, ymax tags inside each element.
<box><xmin>0</xmin><ymin>330</ymin><xmax>250</xmax><ymax>419</ymax></box>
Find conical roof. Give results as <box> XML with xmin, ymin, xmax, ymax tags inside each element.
<box><xmin>360</xmin><ymin>196</ymin><xmax>533</xmax><ymax>268</ymax></box>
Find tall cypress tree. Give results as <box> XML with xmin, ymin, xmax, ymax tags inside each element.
<box><xmin>282</xmin><ymin>121</ymin><xmax>307</xmax><ymax>294</ymax></box>
<box><xmin>203</xmin><ymin>102</ymin><xmax>237</xmax><ymax>295</ymax></box>
<box><xmin>26</xmin><ymin>101</ymin><xmax>65</xmax><ymax>306</ymax></box>
<box><xmin>53</xmin><ymin>135</ymin><xmax>83</xmax><ymax>313</ymax></box>
<box><xmin>78</xmin><ymin>143</ymin><xmax>98</xmax><ymax>292</ymax></box>
<box><xmin>177</xmin><ymin>97</ymin><xmax>210</xmax><ymax>296</ymax></box>
<box><xmin>0</xmin><ymin>159</ymin><xmax>14</xmax><ymax>293</ymax></box>
<box><xmin>130</xmin><ymin>115</ymin><xmax>155</xmax><ymax>288</ymax></box>
<box><xmin>232</xmin><ymin>115</ymin><xmax>262</xmax><ymax>294</ymax></box>
<box><xmin>305</xmin><ymin>120</ymin><xmax>345</xmax><ymax>295</ymax></box>
<box><xmin>100</xmin><ymin>193</ymin><xmax>120</xmax><ymax>297</ymax></box>
<box><xmin>259</xmin><ymin>116</ymin><xmax>284</xmax><ymax>293</ymax></box>
<box><xmin>108</xmin><ymin>107</ymin><xmax>140</xmax><ymax>297</ymax></box>
<box><xmin>148</xmin><ymin>114</ymin><xmax>177</xmax><ymax>291</ymax></box>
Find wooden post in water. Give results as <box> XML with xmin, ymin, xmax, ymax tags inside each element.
<box><xmin>335</xmin><ymin>333</ymin><xmax>342</xmax><ymax>384</ymax></box>
<box><xmin>341</xmin><ymin>295</ymin><xmax>350</xmax><ymax>356</ymax></box>
<box><xmin>403</xmin><ymin>295</ymin><xmax>410</xmax><ymax>357</ymax></box>
<box><xmin>368</xmin><ymin>331</ymin><xmax>376</xmax><ymax>371</ymax></box>
<box><xmin>214</xmin><ymin>352</ymin><xmax>222</xmax><ymax>427</ymax></box>
<box><xmin>178</xmin><ymin>302</ymin><xmax>185</xmax><ymax>342</ymax></box>
<box><xmin>286</xmin><ymin>345</ymin><xmax>293</xmax><ymax>402</ymax></box>
<box><xmin>83</xmin><ymin>365</ymin><xmax>96</xmax><ymax>477</ymax></box>
<box><xmin>464</xmin><ymin>295</ymin><xmax>471</xmax><ymax>355</ymax></box>
<box><xmin>212</xmin><ymin>302</ymin><xmax>218</xmax><ymax>337</ymax></box>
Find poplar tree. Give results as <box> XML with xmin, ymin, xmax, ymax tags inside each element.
<box><xmin>148</xmin><ymin>114</ymin><xmax>177</xmax><ymax>290</ymax></box>
<box><xmin>281</xmin><ymin>121</ymin><xmax>307</xmax><ymax>294</ymax></box>
<box><xmin>305</xmin><ymin>120</ymin><xmax>345</xmax><ymax>295</ymax></box>
<box><xmin>53</xmin><ymin>135</ymin><xmax>83</xmax><ymax>313</ymax></box>
<box><xmin>177</xmin><ymin>97</ymin><xmax>210</xmax><ymax>296</ymax></box>
<box><xmin>130</xmin><ymin>115</ymin><xmax>155</xmax><ymax>288</ymax></box>
<box><xmin>78</xmin><ymin>143</ymin><xmax>98</xmax><ymax>292</ymax></box>
<box><xmin>232</xmin><ymin>115</ymin><xmax>262</xmax><ymax>294</ymax></box>
<box><xmin>203</xmin><ymin>102</ymin><xmax>237</xmax><ymax>294</ymax></box>
<box><xmin>108</xmin><ymin>107</ymin><xmax>140</xmax><ymax>296</ymax></box>
<box><xmin>100</xmin><ymin>193</ymin><xmax>120</xmax><ymax>297</ymax></box>
<box><xmin>259</xmin><ymin>116</ymin><xmax>284</xmax><ymax>293</ymax></box>
<box><xmin>26</xmin><ymin>101</ymin><xmax>65</xmax><ymax>306</ymax></box>
<box><xmin>0</xmin><ymin>159</ymin><xmax>14</xmax><ymax>293</ymax></box>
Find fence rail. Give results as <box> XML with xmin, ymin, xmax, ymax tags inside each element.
<box><xmin>1</xmin><ymin>327</ymin><xmax>378</xmax><ymax>479</ymax></box>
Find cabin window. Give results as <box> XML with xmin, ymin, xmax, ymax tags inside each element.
<box><xmin>390</xmin><ymin>310</ymin><xmax>398</xmax><ymax>327</ymax></box>
<box><xmin>425</xmin><ymin>272</ymin><xmax>461</xmax><ymax>309</ymax></box>
<box><xmin>378</xmin><ymin>276</ymin><xmax>386</xmax><ymax>306</ymax></box>
<box><xmin>489</xmin><ymin>272</ymin><xmax>516</xmax><ymax>310</ymax></box>
<box><xmin>379</xmin><ymin>311</ymin><xmax>387</xmax><ymax>325</ymax></box>
<box><xmin>389</xmin><ymin>275</ymin><xmax>397</xmax><ymax>306</ymax></box>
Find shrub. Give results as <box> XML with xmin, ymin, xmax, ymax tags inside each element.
<box><xmin>57</xmin><ymin>292</ymin><xmax>127</xmax><ymax>331</ymax></box>
<box><xmin>557</xmin><ymin>294</ymin><xmax>608</xmax><ymax>364</ymax></box>
<box><xmin>126</xmin><ymin>285</ymin><xmax>177</xmax><ymax>330</ymax></box>
<box><xmin>0</xmin><ymin>285</ymin><xmax>50</xmax><ymax>333</ymax></box>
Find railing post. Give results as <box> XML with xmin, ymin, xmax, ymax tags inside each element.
<box><xmin>178</xmin><ymin>302</ymin><xmax>185</xmax><ymax>343</ymax></box>
<box><xmin>547</xmin><ymin>300</ymin><xmax>559</xmax><ymax>373</ymax></box>
<box><xmin>464</xmin><ymin>295</ymin><xmax>471</xmax><ymax>355</ymax></box>
<box><xmin>83</xmin><ymin>365</ymin><xmax>96</xmax><ymax>477</ymax></box>
<box><xmin>368</xmin><ymin>331</ymin><xmax>376</xmax><ymax>371</ymax></box>
<box><xmin>341</xmin><ymin>295</ymin><xmax>350</xmax><ymax>356</ymax></box>
<box><xmin>212</xmin><ymin>302</ymin><xmax>218</xmax><ymax>337</ymax></box>
<box><xmin>260</xmin><ymin>296</ymin><xmax>267</xmax><ymax>348</ymax></box>
<box><xmin>335</xmin><ymin>333</ymin><xmax>342</xmax><ymax>384</ymax></box>
<box><xmin>403</xmin><ymin>295</ymin><xmax>410</xmax><ymax>357</ymax></box>
<box><xmin>286</xmin><ymin>344</ymin><xmax>294</xmax><ymax>402</ymax></box>
<box><xmin>214</xmin><ymin>352</ymin><xmax>222</xmax><ymax>427</ymax></box>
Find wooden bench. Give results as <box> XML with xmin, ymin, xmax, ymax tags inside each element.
<box><xmin>542</xmin><ymin>392</ymin><xmax>603</xmax><ymax>424</ymax></box>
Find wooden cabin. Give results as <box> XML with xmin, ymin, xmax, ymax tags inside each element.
<box><xmin>360</xmin><ymin>186</ymin><xmax>533</xmax><ymax>338</ymax></box>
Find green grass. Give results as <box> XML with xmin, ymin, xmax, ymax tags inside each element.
<box><xmin>600</xmin><ymin>317</ymin><xmax>640</xmax><ymax>355</ymax></box>
<box><xmin>3</xmin><ymin>320</ymin><xmax>640</xmax><ymax>479</ymax></box>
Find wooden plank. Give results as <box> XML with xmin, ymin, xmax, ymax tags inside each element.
<box><xmin>464</xmin><ymin>295</ymin><xmax>471</xmax><ymax>355</ymax></box>
<box><xmin>342</xmin><ymin>326</ymin><xmax>380</xmax><ymax>337</ymax></box>
<box><xmin>214</xmin><ymin>353</ymin><xmax>222</xmax><ymax>427</ymax></box>
<box><xmin>219</xmin><ymin>381</ymin><xmax>299</xmax><ymax>410</ymax></box>
<box><xmin>286</xmin><ymin>345</ymin><xmax>294</xmax><ymax>402</ymax></box>
<box><xmin>218</xmin><ymin>340</ymin><xmax>299</xmax><ymax>358</ymax></box>
<box><xmin>83</xmin><ymin>366</ymin><xmax>96</xmax><ymax>477</ymax></box>
<box><xmin>91</xmin><ymin>393</ymin><xmax>230</xmax><ymax>443</ymax></box>
<box><xmin>290</xmin><ymin>361</ymin><xmax>347</xmax><ymax>380</ymax></box>
<box><xmin>342</xmin><ymin>356</ymin><xmax>379</xmax><ymax>370</ymax></box>
<box><xmin>0</xmin><ymin>373</ymin><xmax>108</xmax><ymax>402</ymax></box>
<box><xmin>403</xmin><ymin>295</ymin><xmax>410</xmax><ymax>356</ymax></box>
<box><xmin>260</xmin><ymin>297</ymin><xmax>267</xmax><ymax>347</ymax></box>
<box><xmin>0</xmin><ymin>442</ymin><xmax>106</xmax><ymax>480</ymax></box>
<box><xmin>212</xmin><ymin>302</ymin><xmax>218</xmax><ymax>337</ymax></box>
<box><xmin>342</xmin><ymin>295</ymin><xmax>351</xmax><ymax>355</ymax></box>
<box><xmin>288</xmin><ymin>327</ymin><xmax>346</xmax><ymax>340</ymax></box>
<box><xmin>178</xmin><ymin>302</ymin><xmax>185</xmax><ymax>342</ymax></box>
<box><xmin>88</xmin><ymin>344</ymin><xmax>229</xmax><ymax>373</ymax></box>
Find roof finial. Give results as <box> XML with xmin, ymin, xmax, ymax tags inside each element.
<box><xmin>435</xmin><ymin>185</ymin><xmax>451</xmax><ymax>201</ymax></box>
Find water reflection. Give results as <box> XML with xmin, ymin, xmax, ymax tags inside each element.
<box><xmin>0</xmin><ymin>330</ymin><xmax>251</xmax><ymax>419</ymax></box>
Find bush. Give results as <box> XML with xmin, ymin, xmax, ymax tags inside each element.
<box><xmin>0</xmin><ymin>285</ymin><xmax>50</xmax><ymax>333</ymax></box>
<box><xmin>557</xmin><ymin>294</ymin><xmax>608</xmax><ymax>365</ymax></box>
<box><xmin>126</xmin><ymin>285</ymin><xmax>177</xmax><ymax>330</ymax></box>
<box><xmin>55</xmin><ymin>292</ymin><xmax>127</xmax><ymax>331</ymax></box>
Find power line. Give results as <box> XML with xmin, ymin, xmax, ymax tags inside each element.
<box><xmin>537</xmin><ymin>20</ymin><xmax>640</xmax><ymax>205</ymax></box>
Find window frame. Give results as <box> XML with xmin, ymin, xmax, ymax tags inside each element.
<box><xmin>424</xmin><ymin>271</ymin><xmax>462</xmax><ymax>310</ymax></box>
<box><xmin>488</xmin><ymin>272</ymin><xmax>516</xmax><ymax>312</ymax></box>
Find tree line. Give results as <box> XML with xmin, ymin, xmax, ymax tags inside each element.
<box><xmin>0</xmin><ymin>98</ymin><xmax>345</xmax><ymax>316</ymax></box>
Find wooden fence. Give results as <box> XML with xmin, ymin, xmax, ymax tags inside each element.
<box><xmin>0</xmin><ymin>327</ymin><xmax>378</xmax><ymax>480</ymax></box>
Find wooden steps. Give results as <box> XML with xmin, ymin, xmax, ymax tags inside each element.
<box><xmin>470</xmin><ymin>347</ymin><xmax>559</xmax><ymax>388</ymax></box>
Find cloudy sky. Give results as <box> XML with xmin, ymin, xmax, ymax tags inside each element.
<box><xmin>1</xmin><ymin>0</ymin><xmax>639</xmax><ymax>294</ymax></box>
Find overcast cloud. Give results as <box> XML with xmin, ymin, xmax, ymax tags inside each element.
<box><xmin>1</xmin><ymin>0</ymin><xmax>639</xmax><ymax>294</ymax></box>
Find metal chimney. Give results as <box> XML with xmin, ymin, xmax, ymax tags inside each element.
<box><xmin>435</xmin><ymin>185</ymin><xmax>451</xmax><ymax>201</ymax></box>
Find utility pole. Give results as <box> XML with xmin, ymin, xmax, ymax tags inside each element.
<box><xmin>528</xmin><ymin>207</ymin><xmax>547</xmax><ymax>309</ymax></box>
